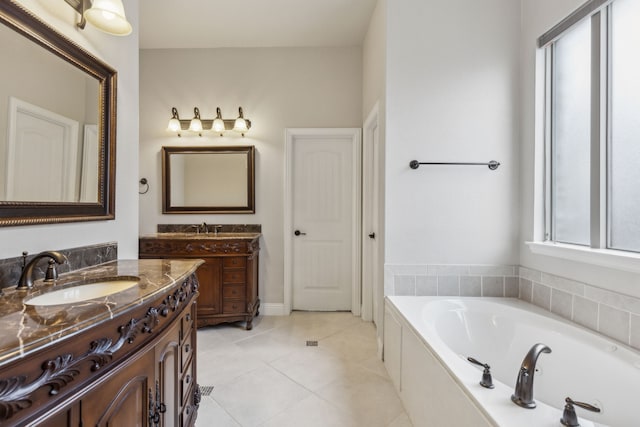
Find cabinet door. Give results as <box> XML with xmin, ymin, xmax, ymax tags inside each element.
<box><xmin>156</xmin><ymin>319</ymin><xmax>182</xmax><ymax>427</ymax></box>
<box><xmin>196</xmin><ymin>258</ymin><xmax>222</xmax><ymax>315</ymax></box>
<box><xmin>30</xmin><ymin>406</ymin><xmax>80</xmax><ymax>427</ymax></box>
<box><xmin>81</xmin><ymin>350</ymin><xmax>155</xmax><ymax>427</ymax></box>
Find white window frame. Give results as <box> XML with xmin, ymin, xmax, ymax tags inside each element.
<box><xmin>527</xmin><ymin>0</ymin><xmax>640</xmax><ymax>273</ymax></box>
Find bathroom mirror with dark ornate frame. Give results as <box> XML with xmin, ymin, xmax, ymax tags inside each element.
<box><xmin>0</xmin><ymin>2</ymin><xmax>117</xmax><ymax>226</ymax></box>
<box><xmin>162</xmin><ymin>146</ymin><xmax>255</xmax><ymax>214</ymax></box>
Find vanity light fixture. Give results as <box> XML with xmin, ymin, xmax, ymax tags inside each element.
<box><xmin>167</xmin><ymin>108</ymin><xmax>181</xmax><ymax>134</ymax></box>
<box><xmin>212</xmin><ymin>108</ymin><xmax>226</xmax><ymax>135</ymax></box>
<box><xmin>63</xmin><ymin>0</ymin><xmax>133</xmax><ymax>36</ymax></box>
<box><xmin>233</xmin><ymin>107</ymin><xmax>249</xmax><ymax>136</ymax></box>
<box><xmin>166</xmin><ymin>107</ymin><xmax>252</xmax><ymax>137</ymax></box>
<box><xmin>189</xmin><ymin>107</ymin><xmax>204</xmax><ymax>135</ymax></box>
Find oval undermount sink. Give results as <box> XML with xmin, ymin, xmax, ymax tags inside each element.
<box><xmin>25</xmin><ymin>277</ymin><xmax>140</xmax><ymax>306</ymax></box>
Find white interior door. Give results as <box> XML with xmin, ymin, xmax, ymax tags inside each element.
<box><xmin>285</xmin><ymin>128</ymin><xmax>361</xmax><ymax>312</ymax></box>
<box><xmin>6</xmin><ymin>97</ymin><xmax>79</xmax><ymax>202</ymax></box>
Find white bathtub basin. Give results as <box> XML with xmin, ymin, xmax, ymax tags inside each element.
<box><xmin>385</xmin><ymin>297</ymin><xmax>640</xmax><ymax>427</ymax></box>
<box><xmin>25</xmin><ymin>277</ymin><xmax>140</xmax><ymax>306</ymax></box>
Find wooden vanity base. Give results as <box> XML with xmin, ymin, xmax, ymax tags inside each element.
<box><xmin>140</xmin><ymin>234</ymin><xmax>260</xmax><ymax>331</ymax></box>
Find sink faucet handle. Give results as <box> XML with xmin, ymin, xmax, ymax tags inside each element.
<box><xmin>467</xmin><ymin>357</ymin><xmax>494</xmax><ymax>389</ymax></box>
<box><xmin>44</xmin><ymin>259</ymin><xmax>59</xmax><ymax>282</ymax></box>
<box><xmin>561</xmin><ymin>397</ymin><xmax>601</xmax><ymax>427</ymax></box>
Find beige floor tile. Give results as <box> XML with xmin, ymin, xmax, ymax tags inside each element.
<box><xmin>259</xmin><ymin>394</ymin><xmax>360</xmax><ymax>427</ymax></box>
<box><xmin>315</xmin><ymin>365</ymin><xmax>405</xmax><ymax>427</ymax></box>
<box><xmin>195</xmin><ymin>396</ymin><xmax>240</xmax><ymax>427</ymax></box>
<box><xmin>205</xmin><ymin>315</ymin><xmax>290</xmax><ymax>344</ymax></box>
<box><xmin>319</xmin><ymin>322</ymin><xmax>379</xmax><ymax>363</ymax></box>
<box><xmin>387</xmin><ymin>412</ymin><xmax>414</xmax><ymax>427</ymax></box>
<box><xmin>270</xmin><ymin>346</ymin><xmax>355</xmax><ymax>391</ymax></box>
<box><xmin>197</xmin><ymin>347</ymin><xmax>269</xmax><ymax>388</ymax></box>
<box><xmin>234</xmin><ymin>328</ymin><xmax>305</xmax><ymax>362</ymax></box>
<box><xmin>197</xmin><ymin>313</ymin><xmax>411</xmax><ymax>427</ymax></box>
<box><xmin>212</xmin><ymin>365</ymin><xmax>310</xmax><ymax>427</ymax></box>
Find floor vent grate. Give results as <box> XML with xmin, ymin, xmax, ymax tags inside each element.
<box><xmin>306</xmin><ymin>340</ymin><xmax>318</xmax><ymax>347</ymax></box>
<box><xmin>200</xmin><ymin>385</ymin><xmax>214</xmax><ymax>396</ymax></box>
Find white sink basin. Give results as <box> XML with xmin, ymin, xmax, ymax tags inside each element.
<box><xmin>25</xmin><ymin>277</ymin><xmax>140</xmax><ymax>306</ymax></box>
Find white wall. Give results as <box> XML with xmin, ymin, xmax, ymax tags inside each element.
<box><xmin>0</xmin><ymin>0</ymin><xmax>140</xmax><ymax>260</ymax></box>
<box><xmin>519</xmin><ymin>0</ymin><xmax>640</xmax><ymax>299</ymax></box>
<box><xmin>139</xmin><ymin>47</ymin><xmax>362</xmax><ymax>304</ymax></box>
<box><xmin>385</xmin><ymin>0</ymin><xmax>521</xmax><ymax>266</ymax></box>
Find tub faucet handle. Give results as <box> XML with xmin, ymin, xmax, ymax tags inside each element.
<box><xmin>467</xmin><ymin>357</ymin><xmax>494</xmax><ymax>389</ymax></box>
<box><xmin>560</xmin><ymin>397</ymin><xmax>601</xmax><ymax>427</ymax></box>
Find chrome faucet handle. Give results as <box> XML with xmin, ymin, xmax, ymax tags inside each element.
<box><xmin>190</xmin><ymin>224</ymin><xmax>200</xmax><ymax>234</ymax></box>
<box><xmin>560</xmin><ymin>397</ymin><xmax>601</xmax><ymax>427</ymax></box>
<box><xmin>467</xmin><ymin>357</ymin><xmax>494</xmax><ymax>389</ymax></box>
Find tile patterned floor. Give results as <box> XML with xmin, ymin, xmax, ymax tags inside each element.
<box><xmin>195</xmin><ymin>312</ymin><xmax>412</xmax><ymax>427</ymax></box>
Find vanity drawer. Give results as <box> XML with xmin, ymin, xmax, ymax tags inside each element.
<box><xmin>181</xmin><ymin>399</ymin><xmax>196</xmax><ymax>427</ymax></box>
<box><xmin>181</xmin><ymin>361</ymin><xmax>195</xmax><ymax>406</ymax></box>
<box><xmin>223</xmin><ymin>301</ymin><xmax>245</xmax><ymax>313</ymax></box>
<box><xmin>222</xmin><ymin>270</ymin><xmax>245</xmax><ymax>284</ymax></box>
<box><xmin>181</xmin><ymin>330</ymin><xmax>193</xmax><ymax>372</ymax></box>
<box><xmin>223</xmin><ymin>257</ymin><xmax>246</xmax><ymax>268</ymax></box>
<box><xmin>181</xmin><ymin>304</ymin><xmax>195</xmax><ymax>342</ymax></box>
<box><xmin>222</xmin><ymin>285</ymin><xmax>245</xmax><ymax>299</ymax></box>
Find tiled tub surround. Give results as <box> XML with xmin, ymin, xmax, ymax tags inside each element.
<box><xmin>518</xmin><ymin>266</ymin><xmax>640</xmax><ymax>352</ymax></box>
<box><xmin>385</xmin><ymin>263</ymin><xmax>640</xmax><ymax>352</ymax></box>
<box><xmin>384</xmin><ymin>264</ymin><xmax>519</xmax><ymax>298</ymax></box>
<box><xmin>0</xmin><ymin>242</ymin><xmax>117</xmax><ymax>290</ymax></box>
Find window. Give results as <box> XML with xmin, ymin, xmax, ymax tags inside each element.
<box><xmin>540</xmin><ymin>0</ymin><xmax>640</xmax><ymax>254</ymax></box>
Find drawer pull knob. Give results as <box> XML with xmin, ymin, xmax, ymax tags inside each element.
<box><xmin>186</xmin><ymin>405</ymin><xmax>191</xmax><ymax>416</ymax></box>
<box><xmin>186</xmin><ymin>313</ymin><xmax>191</xmax><ymax>322</ymax></box>
<box><xmin>186</xmin><ymin>374</ymin><xmax>191</xmax><ymax>384</ymax></box>
<box><xmin>185</xmin><ymin>344</ymin><xmax>191</xmax><ymax>353</ymax></box>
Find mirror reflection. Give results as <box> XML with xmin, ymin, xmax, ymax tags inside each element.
<box><xmin>162</xmin><ymin>146</ymin><xmax>255</xmax><ymax>214</ymax></box>
<box><xmin>0</xmin><ymin>20</ymin><xmax>100</xmax><ymax>203</ymax></box>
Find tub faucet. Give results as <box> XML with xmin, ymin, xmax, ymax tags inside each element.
<box><xmin>511</xmin><ymin>343</ymin><xmax>552</xmax><ymax>408</ymax></box>
<box><xmin>16</xmin><ymin>251</ymin><xmax>66</xmax><ymax>290</ymax></box>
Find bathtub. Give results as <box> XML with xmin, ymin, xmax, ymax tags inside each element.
<box><xmin>384</xmin><ymin>297</ymin><xmax>640</xmax><ymax>427</ymax></box>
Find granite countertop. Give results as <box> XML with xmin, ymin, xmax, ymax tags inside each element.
<box><xmin>0</xmin><ymin>259</ymin><xmax>202</xmax><ymax>366</ymax></box>
<box><xmin>140</xmin><ymin>232</ymin><xmax>261</xmax><ymax>240</ymax></box>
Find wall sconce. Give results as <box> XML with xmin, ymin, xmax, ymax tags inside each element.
<box><xmin>167</xmin><ymin>107</ymin><xmax>252</xmax><ymax>137</ymax></box>
<box><xmin>63</xmin><ymin>0</ymin><xmax>133</xmax><ymax>36</ymax></box>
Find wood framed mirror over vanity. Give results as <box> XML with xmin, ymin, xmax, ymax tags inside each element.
<box><xmin>140</xmin><ymin>229</ymin><xmax>260</xmax><ymax>330</ymax></box>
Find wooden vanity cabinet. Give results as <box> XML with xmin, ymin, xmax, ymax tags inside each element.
<box><xmin>139</xmin><ymin>236</ymin><xmax>260</xmax><ymax>330</ymax></box>
<box><xmin>2</xmin><ymin>274</ymin><xmax>200</xmax><ymax>427</ymax></box>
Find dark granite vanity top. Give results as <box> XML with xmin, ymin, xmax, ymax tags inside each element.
<box><xmin>0</xmin><ymin>259</ymin><xmax>202</xmax><ymax>366</ymax></box>
<box><xmin>140</xmin><ymin>232</ymin><xmax>261</xmax><ymax>240</ymax></box>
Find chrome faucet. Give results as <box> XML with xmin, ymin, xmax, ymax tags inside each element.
<box><xmin>201</xmin><ymin>222</ymin><xmax>208</xmax><ymax>234</ymax></box>
<box><xmin>511</xmin><ymin>343</ymin><xmax>552</xmax><ymax>408</ymax></box>
<box><xmin>213</xmin><ymin>225</ymin><xmax>222</xmax><ymax>236</ymax></box>
<box><xmin>16</xmin><ymin>251</ymin><xmax>66</xmax><ymax>290</ymax></box>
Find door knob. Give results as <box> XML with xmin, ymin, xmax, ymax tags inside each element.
<box><xmin>294</xmin><ymin>230</ymin><xmax>307</xmax><ymax>236</ymax></box>
<box><xmin>368</xmin><ymin>232</ymin><xmax>376</xmax><ymax>239</ymax></box>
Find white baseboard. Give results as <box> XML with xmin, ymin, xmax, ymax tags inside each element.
<box><xmin>260</xmin><ymin>303</ymin><xmax>288</xmax><ymax>316</ymax></box>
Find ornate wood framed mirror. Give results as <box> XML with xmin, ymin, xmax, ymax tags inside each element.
<box><xmin>162</xmin><ymin>146</ymin><xmax>255</xmax><ymax>214</ymax></box>
<box><xmin>0</xmin><ymin>2</ymin><xmax>117</xmax><ymax>226</ymax></box>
